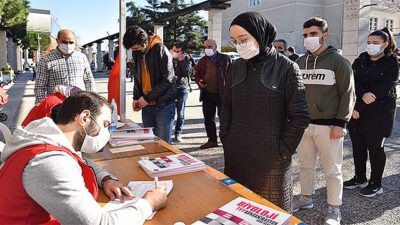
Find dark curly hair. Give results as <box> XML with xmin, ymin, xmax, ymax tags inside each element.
<box><xmin>123</xmin><ymin>25</ymin><xmax>148</xmax><ymax>49</ymax></box>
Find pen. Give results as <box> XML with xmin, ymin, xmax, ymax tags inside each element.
<box><xmin>154</xmin><ymin>177</ymin><xmax>159</xmax><ymax>189</ymax></box>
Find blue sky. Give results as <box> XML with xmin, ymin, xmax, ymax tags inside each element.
<box><xmin>29</xmin><ymin>0</ymin><xmax>206</xmax><ymax>45</ymax></box>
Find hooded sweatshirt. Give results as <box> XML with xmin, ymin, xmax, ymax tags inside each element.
<box><xmin>296</xmin><ymin>46</ymin><xmax>356</xmax><ymax>128</ymax></box>
<box><xmin>0</xmin><ymin>117</ymin><xmax>152</xmax><ymax>225</ymax></box>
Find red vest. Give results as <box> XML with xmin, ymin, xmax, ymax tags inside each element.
<box><xmin>21</xmin><ymin>93</ymin><xmax>66</xmax><ymax>127</ymax></box>
<box><xmin>0</xmin><ymin>144</ymin><xmax>98</xmax><ymax>225</ymax></box>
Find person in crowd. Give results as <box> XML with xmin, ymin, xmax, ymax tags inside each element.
<box><xmin>127</xmin><ymin>60</ymin><xmax>135</xmax><ymax>82</ymax></box>
<box><xmin>344</xmin><ymin>28</ymin><xmax>399</xmax><ymax>197</ymax></box>
<box><xmin>123</xmin><ymin>25</ymin><xmax>177</xmax><ymax>143</ymax></box>
<box><xmin>293</xmin><ymin>17</ymin><xmax>355</xmax><ymax>225</ymax></box>
<box><xmin>34</xmin><ymin>29</ymin><xmax>96</xmax><ymax>104</ymax></box>
<box><xmin>0</xmin><ymin>91</ymin><xmax>168</xmax><ymax>224</ymax></box>
<box><xmin>31</xmin><ymin>63</ymin><xmax>37</xmax><ymax>81</ymax></box>
<box><xmin>195</xmin><ymin>39</ymin><xmax>231</xmax><ymax>149</ymax></box>
<box><xmin>273</xmin><ymin>39</ymin><xmax>288</xmax><ymax>55</ymax></box>
<box><xmin>221</xmin><ymin>11</ymin><xmax>310</xmax><ymax>212</ymax></box>
<box><xmin>172</xmin><ymin>43</ymin><xmax>191</xmax><ymax>143</ymax></box>
<box><xmin>288</xmin><ymin>46</ymin><xmax>300</xmax><ymax>61</ymax></box>
<box><xmin>186</xmin><ymin>53</ymin><xmax>196</xmax><ymax>69</ymax></box>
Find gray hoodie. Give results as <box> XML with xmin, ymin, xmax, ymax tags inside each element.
<box><xmin>1</xmin><ymin>117</ymin><xmax>152</xmax><ymax>225</ymax></box>
<box><xmin>296</xmin><ymin>46</ymin><xmax>356</xmax><ymax>128</ymax></box>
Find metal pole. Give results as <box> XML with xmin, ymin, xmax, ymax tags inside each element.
<box><xmin>37</xmin><ymin>33</ymin><xmax>41</xmax><ymax>62</ymax></box>
<box><xmin>119</xmin><ymin>0</ymin><xmax>127</xmax><ymax>119</ymax></box>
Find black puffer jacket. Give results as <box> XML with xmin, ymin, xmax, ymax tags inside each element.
<box><xmin>219</xmin><ymin>49</ymin><xmax>310</xmax><ymax>211</ymax></box>
<box><xmin>348</xmin><ymin>52</ymin><xmax>399</xmax><ymax>137</ymax></box>
<box><xmin>133</xmin><ymin>43</ymin><xmax>177</xmax><ymax>107</ymax></box>
<box><xmin>220</xmin><ymin>50</ymin><xmax>310</xmax><ymax>161</ymax></box>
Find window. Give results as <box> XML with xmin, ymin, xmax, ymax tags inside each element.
<box><xmin>369</xmin><ymin>17</ymin><xmax>378</xmax><ymax>31</ymax></box>
<box><xmin>249</xmin><ymin>0</ymin><xmax>261</xmax><ymax>7</ymax></box>
<box><xmin>385</xmin><ymin>19</ymin><xmax>394</xmax><ymax>31</ymax></box>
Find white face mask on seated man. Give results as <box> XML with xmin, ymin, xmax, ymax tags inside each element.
<box><xmin>79</xmin><ymin>115</ymin><xmax>110</xmax><ymax>153</ymax></box>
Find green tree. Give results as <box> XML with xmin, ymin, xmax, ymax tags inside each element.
<box><xmin>160</xmin><ymin>0</ymin><xmax>207</xmax><ymax>53</ymax></box>
<box><xmin>21</xmin><ymin>31</ymin><xmax>51</xmax><ymax>51</ymax></box>
<box><xmin>0</xmin><ymin>0</ymin><xmax>30</xmax><ymax>40</ymax></box>
<box><xmin>126</xmin><ymin>2</ymin><xmax>146</xmax><ymax>28</ymax></box>
<box><xmin>126</xmin><ymin>0</ymin><xmax>207</xmax><ymax>53</ymax></box>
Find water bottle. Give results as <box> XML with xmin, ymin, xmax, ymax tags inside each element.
<box><xmin>109</xmin><ymin>99</ymin><xmax>118</xmax><ymax>131</ymax></box>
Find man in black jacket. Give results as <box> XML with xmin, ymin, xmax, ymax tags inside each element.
<box><xmin>171</xmin><ymin>44</ymin><xmax>191</xmax><ymax>143</ymax></box>
<box><xmin>123</xmin><ymin>26</ymin><xmax>177</xmax><ymax>143</ymax></box>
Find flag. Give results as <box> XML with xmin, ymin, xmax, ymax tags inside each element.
<box><xmin>107</xmin><ymin>53</ymin><xmax>120</xmax><ymax>114</ymax></box>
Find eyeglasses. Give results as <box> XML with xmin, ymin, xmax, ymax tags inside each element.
<box><xmin>89</xmin><ymin>115</ymin><xmax>102</xmax><ymax>129</ymax></box>
<box><xmin>229</xmin><ymin>39</ymin><xmax>250</xmax><ymax>48</ymax></box>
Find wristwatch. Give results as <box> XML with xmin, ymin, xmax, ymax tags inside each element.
<box><xmin>101</xmin><ymin>175</ymin><xmax>118</xmax><ymax>187</ymax></box>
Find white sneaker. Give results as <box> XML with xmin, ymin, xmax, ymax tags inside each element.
<box><xmin>324</xmin><ymin>207</ymin><xmax>341</xmax><ymax>225</ymax></box>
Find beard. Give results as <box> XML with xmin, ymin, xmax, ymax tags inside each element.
<box><xmin>72</xmin><ymin>121</ymin><xmax>98</xmax><ymax>151</ymax></box>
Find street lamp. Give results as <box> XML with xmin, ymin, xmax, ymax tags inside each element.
<box><xmin>359</xmin><ymin>3</ymin><xmax>378</xmax><ymax>10</ymax></box>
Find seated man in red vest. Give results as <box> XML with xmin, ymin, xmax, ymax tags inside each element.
<box><xmin>0</xmin><ymin>91</ymin><xmax>167</xmax><ymax>224</ymax></box>
<box><xmin>21</xmin><ymin>85</ymin><xmax>81</xmax><ymax>127</ymax></box>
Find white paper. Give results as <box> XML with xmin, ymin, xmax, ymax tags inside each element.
<box><xmin>116</xmin><ymin>122</ymin><xmax>125</xmax><ymax>128</ymax></box>
<box><xmin>103</xmin><ymin>180</ymin><xmax>173</xmax><ymax>220</ymax></box>
<box><xmin>108</xmin><ymin>145</ymin><xmax>145</xmax><ymax>153</ymax></box>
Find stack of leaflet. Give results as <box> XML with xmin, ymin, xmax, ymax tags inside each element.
<box><xmin>138</xmin><ymin>153</ymin><xmax>206</xmax><ymax>178</ymax></box>
<box><xmin>109</xmin><ymin>127</ymin><xmax>156</xmax><ymax>147</ymax></box>
<box><xmin>193</xmin><ymin>197</ymin><xmax>292</xmax><ymax>225</ymax></box>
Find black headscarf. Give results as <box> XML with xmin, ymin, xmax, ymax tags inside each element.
<box><xmin>230</xmin><ymin>11</ymin><xmax>277</xmax><ymax>55</ymax></box>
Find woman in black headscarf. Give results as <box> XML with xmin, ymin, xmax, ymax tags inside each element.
<box><xmin>220</xmin><ymin>12</ymin><xmax>310</xmax><ymax>211</ymax></box>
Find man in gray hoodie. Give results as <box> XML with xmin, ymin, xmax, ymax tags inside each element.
<box><xmin>0</xmin><ymin>91</ymin><xmax>167</xmax><ymax>224</ymax></box>
<box><xmin>292</xmin><ymin>17</ymin><xmax>355</xmax><ymax>225</ymax></box>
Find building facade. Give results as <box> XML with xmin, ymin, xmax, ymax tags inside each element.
<box><xmin>221</xmin><ymin>0</ymin><xmax>400</xmax><ymax>62</ymax></box>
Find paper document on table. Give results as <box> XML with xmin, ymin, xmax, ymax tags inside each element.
<box><xmin>108</xmin><ymin>144</ymin><xmax>145</xmax><ymax>153</ymax></box>
<box><xmin>120</xmin><ymin>121</ymin><xmax>142</xmax><ymax>130</ymax></box>
<box><xmin>128</xmin><ymin>180</ymin><xmax>173</xmax><ymax>198</ymax></box>
<box><xmin>103</xmin><ymin>180</ymin><xmax>173</xmax><ymax>220</ymax></box>
<box><xmin>111</xmin><ymin>128</ymin><xmax>155</xmax><ymax>140</ymax></box>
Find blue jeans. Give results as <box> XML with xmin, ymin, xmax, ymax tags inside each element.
<box><xmin>142</xmin><ymin>102</ymin><xmax>176</xmax><ymax>144</ymax></box>
<box><xmin>175</xmin><ymin>89</ymin><xmax>189</xmax><ymax>135</ymax></box>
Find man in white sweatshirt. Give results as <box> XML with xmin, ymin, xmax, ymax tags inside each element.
<box><xmin>0</xmin><ymin>91</ymin><xmax>167</xmax><ymax>225</ymax></box>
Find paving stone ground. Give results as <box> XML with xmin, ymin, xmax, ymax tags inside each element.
<box><xmin>3</xmin><ymin>71</ymin><xmax>399</xmax><ymax>225</ymax></box>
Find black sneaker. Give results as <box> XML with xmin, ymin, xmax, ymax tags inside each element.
<box><xmin>359</xmin><ymin>183</ymin><xmax>383</xmax><ymax>197</ymax></box>
<box><xmin>174</xmin><ymin>133</ymin><xmax>182</xmax><ymax>143</ymax></box>
<box><xmin>343</xmin><ymin>177</ymin><xmax>368</xmax><ymax>190</ymax></box>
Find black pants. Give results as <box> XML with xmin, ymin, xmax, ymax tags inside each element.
<box><xmin>349</xmin><ymin>129</ymin><xmax>386</xmax><ymax>187</ymax></box>
<box><xmin>202</xmin><ymin>92</ymin><xmax>221</xmax><ymax>142</ymax></box>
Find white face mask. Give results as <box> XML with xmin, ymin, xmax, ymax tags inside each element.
<box><xmin>205</xmin><ymin>48</ymin><xmax>215</xmax><ymax>57</ymax></box>
<box><xmin>58</xmin><ymin>43</ymin><xmax>75</xmax><ymax>55</ymax></box>
<box><xmin>366</xmin><ymin>44</ymin><xmax>384</xmax><ymax>56</ymax></box>
<box><xmin>172</xmin><ymin>52</ymin><xmax>179</xmax><ymax>59</ymax></box>
<box><xmin>80</xmin><ymin>116</ymin><xmax>110</xmax><ymax>153</ymax></box>
<box><xmin>235</xmin><ymin>41</ymin><xmax>260</xmax><ymax>60</ymax></box>
<box><xmin>304</xmin><ymin>36</ymin><xmax>322</xmax><ymax>53</ymax></box>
